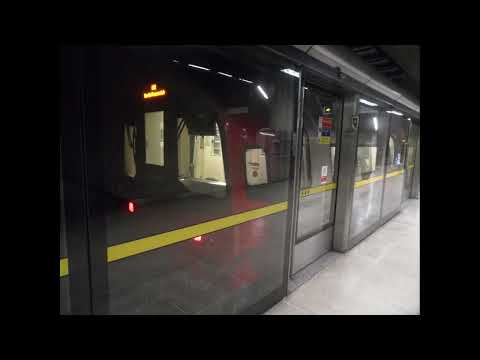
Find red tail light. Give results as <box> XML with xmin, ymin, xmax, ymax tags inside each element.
<box><xmin>128</xmin><ymin>201</ymin><xmax>135</xmax><ymax>213</ymax></box>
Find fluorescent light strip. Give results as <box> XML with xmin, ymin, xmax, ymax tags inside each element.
<box><xmin>172</xmin><ymin>59</ymin><xmax>180</xmax><ymax>63</ymax></box>
<box><xmin>281</xmin><ymin>68</ymin><xmax>300</xmax><ymax>78</ymax></box>
<box><xmin>257</xmin><ymin>85</ymin><xmax>269</xmax><ymax>99</ymax></box>
<box><xmin>239</xmin><ymin>78</ymin><xmax>253</xmax><ymax>84</ymax></box>
<box><xmin>188</xmin><ymin>64</ymin><xmax>210</xmax><ymax>71</ymax></box>
<box><xmin>373</xmin><ymin>117</ymin><xmax>378</xmax><ymax>131</ymax></box>
<box><xmin>259</xmin><ymin>131</ymin><xmax>275</xmax><ymax>137</ymax></box>
<box><xmin>218</xmin><ymin>72</ymin><xmax>233</xmax><ymax>78</ymax></box>
<box><xmin>359</xmin><ymin>98</ymin><xmax>378</xmax><ymax>107</ymax></box>
<box><xmin>387</xmin><ymin>110</ymin><xmax>404</xmax><ymax>116</ymax></box>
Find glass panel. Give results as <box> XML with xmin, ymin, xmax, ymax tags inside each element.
<box><xmin>60</xmin><ymin>154</ymin><xmax>70</xmax><ymax>314</ymax></box>
<box><xmin>350</xmin><ymin>102</ymin><xmax>389</xmax><ymax>239</ymax></box>
<box><xmin>89</xmin><ymin>46</ymin><xmax>296</xmax><ymax>314</ymax></box>
<box><xmin>403</xmin><ymin>123</ymin><xmax>419</xmax><ymax>200</ymax></box>
<box><xmin>296</xmin><ymin>87</ymin><xmax>340</xmax><ymax>243</ymax></box>
<box><xmin>386</xmin><ymin>114</ymin><xmax>409</xmax><ymax>173</ymax></box>
<box><xmin>382</xmin><ymin>113</ymin><xmax>410</xmax><ymax>215</ymax></box>
<box><xmin>407</xmin><ymin>123</ymin><xmax>419</xmax><ymax>168</ymax></box>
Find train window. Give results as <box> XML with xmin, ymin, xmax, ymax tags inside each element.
<box><xmin>245</xmin><ymin>147</ymin><xmax>268</xmax><ymax>186</ymax></box>
<box><xmin>178</xmin><ymin>120</ymin><xmax>226</xmax><ymax>195</ymax></box>
<box><xmin>144</xmin><ymin>111</ymin><xmax>165</xmax><ymax>167</ymax></box>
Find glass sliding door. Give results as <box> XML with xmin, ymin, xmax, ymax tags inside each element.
<box><xmin>82</xmin><ymin>46</ymin><xmax>298</xmax><ymax>314</ymax></box>
<box><xmin>350</xmin><ymin>101</ymin><xmax>389</xmax><ymax>241</ymax></box>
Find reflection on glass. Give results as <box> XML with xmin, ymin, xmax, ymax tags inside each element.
<box><xmin>350</xmin><ymin>103</ymin><xmax>389</xmax><ymax>239</ymax></box>
<box><xmin>92</xmin><ymin>46</ymin><xmax>296</xmax><ymax>314</ymax></box>
<box><xmin>178</xmin><ymin>122</ymin><xmax>225</xmax><ymax>182</ymax></box>
<box><xmin>60</xmin><ymin>156</ymin><xmax>70</xmax><ymax>314</ymax></box>
<box><xmin>245</xmin><ymin>148</ymin><xmax>268</xmax><ymax>186</ymax></box>
<box><xmin>124</xmin><ymin>125</ymin><xmax>137</xmax><ymax>178</ymax></box>
<box><xmin>386</xmin><ymin>114</ymin><xmax>409</xmax><ymax>173</ymax></box>
<box><xmin>296</xmin><ymin>87</ymin><xmax>339</xmax><ymax>243</ymax></box>
<box><xmin>382</xmin><ymin>114</ymin><xmax>410</xmax><ymax>215</ymax></box>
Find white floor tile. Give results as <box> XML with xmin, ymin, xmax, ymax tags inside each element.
<box><xmin>265</xmin><ymin>200</ymin><xmax>420</xmax><ymax>315</ymax></box>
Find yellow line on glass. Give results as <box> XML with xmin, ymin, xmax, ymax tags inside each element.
<box><xmin>59</xmin><ymin>182</ymin><xmax>340</xmax><ymax>277</ymax></box>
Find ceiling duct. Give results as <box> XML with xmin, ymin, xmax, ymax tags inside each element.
<box><xmin>294</xmin><ymin>45</ymin><xmax>420</xmax><ymax>115</ymax></box>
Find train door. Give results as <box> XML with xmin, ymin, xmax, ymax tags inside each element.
<box><xmin>291</xmin><ymin>85</ymin><xmax>341</xmax><ymax>274</ymax></box>
<box><xmin>349</xmin><ymin>101</ymin><xmax>389</xmax><ymax>243</ymax></box>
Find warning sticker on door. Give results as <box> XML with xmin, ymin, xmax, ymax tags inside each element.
<box><xmin>320</xmin><ymin>117</ymin><xmax>333</xmax><ymax>129</ymax></box>
<box><xmin>319</xmin><ymin>129</ymin><xmax>331</xmax><ymax>144</ymax></box>
<box><xmin>321</xmin><ymin>166</ymin><xmax>328</xmax><ymax>184</ymax></box>
<box><xmin>318</xmin><ymin>116</ymin><xmax>332</xmax><ymax>144</ymax></box>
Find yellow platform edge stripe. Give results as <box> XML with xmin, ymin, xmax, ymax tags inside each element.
<box><xmin>107</xmin><ymin>201</ymin><xmax>288</xmax><ymax>263</ymax></box>
<box><xmin>60</xmin><ymin>258</ymin><xmax>69</xmax><ymax>277</ymax></box>
<box><xmin>354</xmin><ymin>175</ymin><xmax>384</xmax><ymax>189</ymax></box>
<box><xmin>300</xmin><ymin>182</ymin><xmax>336</xmax><ymax>198</ymax></box>
<box><xmin>354</xmin><ymin>169</ymin><xmax>406</xmax><ymax>189</ymax></box>
<box><xmin>386</xmin><ymin>169</ymin><xmax>405</xmax><ymax>178</ymax></box>
<box><xmin>60</xmin><ymin>183</ymin><xmax>341</xmax><ymax>277</ymax></box>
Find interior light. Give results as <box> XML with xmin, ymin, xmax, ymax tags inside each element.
<box><xmin>150</xmin><ymin>84</ymin><xmax>157</xmax><ymax>91</ymax></box>
<box><xmin>387</xmin><ymin>110</ymin><xmax>404</xmax><ymax>116</ymax></box>
<box><xmin>303</xmin><ymin>87</ymin><xmax>308</xmax><ymax>90</ymax></box>
<box><xmin>172</xmin><ymin>59</ymin><xmax>179</xmax><ymax>63</ymax></box>
<box><xmin>218</xmin><ymin>72</ymin><xmax>233</xmax><ymax>78</ymax></box>
<box><xmin>407</xmin><ymin>117</ymin><xmax>412</xmax><ymax>121</ymax></box>
<box><xmin>193</xmin><ymin>236</ymin><xmax>202</xmax><ymax>242</ymax></box>
<box><xmin>373</xmin><ymin>117</ymin><xmax>378</xmax><ymax>131</ymax></box>
<box><xmin>259</xmin><ymin>131</ymin><xmax>275</xmax><ymax>137</ymax></box>
<box><xmin>257</xmin><ymin>85</ymin><xmax>269</xmax><ymax>99</ymax></box>
<box><xmin>188</xmin><ymin>64</ymin><xmax>210</xmax><ymax>71</ymax></box>
<box><xmin>281</xmin><ymin>68</ymin><xmax>300</xmax><ymax>78</ymax></box>
<box><xmin>128</xmin><ymin>201</ymin><xmax>135</xmax><ymax>213</ymax></box>
<box><xmin>359</xmin><ymin>99</ymin><xmax>378</xmax><ymax>107</ymax></box>
<box><xmin>239</xmin><ymin>78</ymin><xmax>253</xmax><ymax>84</ymax></box>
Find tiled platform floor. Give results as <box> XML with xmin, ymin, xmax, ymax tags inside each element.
<box><xmin>265</xmin><ymin>200</ymin><xmax>420</xmax><ymax>315</ymax></box>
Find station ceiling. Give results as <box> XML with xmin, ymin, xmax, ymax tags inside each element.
<box><xmin>345</xmin><ymin>45</ymin><xmax>420</xmax><ymax>101</ymax></box>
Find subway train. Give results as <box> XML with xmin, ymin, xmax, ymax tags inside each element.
<box><xmin>60</xmin><ymin>45</ymin><xmax>420</xmax><ymax>315</ymax></box>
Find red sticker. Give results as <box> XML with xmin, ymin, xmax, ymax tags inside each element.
<box><xmin>321</xmin><ymin>117</ymin><xmax>333</xmax><ymax>129</ymax></box>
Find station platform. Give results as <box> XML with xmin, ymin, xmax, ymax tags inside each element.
<box><xmin>265</xmin><ymin>199</ymin><xmax>420</xmax><ymax>315</ymax></box>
